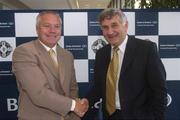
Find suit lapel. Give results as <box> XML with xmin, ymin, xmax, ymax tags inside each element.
<box><xmin>105</xmin><ymin>45</ymin><xmax>111</xmax><ymax>76</ymax></box>
<box><xmin>56</xmin><ymin>45</ymin><xmax>66</xmax><ymax>92</ymax></box>
<box><xmin>120</xmin><ymin>36</ymin><xmax>137</xmax><ymax>76</ymax></box>
<box><xmin>34</xmin><ymin>40</ymin><xmax>59</xmax><ymax>79</ymax></box>
<box><xmin>101</xmin><ymin>45</ymin><xmax>111</xmax><ymax>93</ymax></box>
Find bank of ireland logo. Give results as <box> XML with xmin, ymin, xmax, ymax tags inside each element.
<box><xmin>0</xmin><ymin>41</ymin><xmax>13</xmax><ymax>58</ymax></box>
<box><xmin>91</xmin><ymin>39</ymin><xmax>106</xmax><ymax>53</ymax></box>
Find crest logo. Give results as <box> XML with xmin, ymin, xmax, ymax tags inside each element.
<box><xmin>91</xmin><ymin>39</ymin><xmax>106</xmax><ymax>53</ymax></box>
<box><xmin>0</xmin><ymin>41</ymin><xmax>13</xmax><ymax>58</ymax></box>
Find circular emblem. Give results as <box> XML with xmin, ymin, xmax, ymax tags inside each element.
<box><xmin>91</xmin><ymin>39</ymin><xmax>106</xmax><ymax>53</ymax></box>
<box><xmin>0</xmin><ymin>41</ymin><xmax>13</xmax><ymax>58</ymax></box>
<box><xmin>167</xmin><ymin>93</ymin><xmax>172</xmax><ymax>107</ymax></box>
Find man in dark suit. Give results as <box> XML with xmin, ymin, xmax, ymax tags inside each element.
<box><xmin>12</xmin><ymin>11</ymin><xmax>88</xmax><ymax>120</ymax></box>
<box><xmin>90</xmin><ymin>8</ymin><xmax>167</xmax><ymax>120</ymax></box>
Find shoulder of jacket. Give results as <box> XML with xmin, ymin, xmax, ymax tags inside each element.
<box><xmin>15</xmin><ymin>40</ymin><xmax>36</xmax><ymax>51</ymax></box>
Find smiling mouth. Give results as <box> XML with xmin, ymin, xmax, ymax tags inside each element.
<box><xmin>108</xmin><ymin>32</ymin><xmax>118</xmax><ymax>38</ymax></box>
<box><xmin>47</xmin><ymin>35</ymin><xmax>57</xmax><ymax>38</ymax></box>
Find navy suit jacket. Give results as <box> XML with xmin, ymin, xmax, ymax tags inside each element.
<box><xmin>91</xmin><ymin>36</ymin><xmax>167</xmax><ymax>120</ymax></box>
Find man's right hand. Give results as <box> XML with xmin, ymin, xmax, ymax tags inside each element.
<box><xmin>74</xmin><ymin>98</ymin><xmax>89</xmax><ymax>117</ymax></box>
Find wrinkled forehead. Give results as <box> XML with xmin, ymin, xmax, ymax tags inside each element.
<box><xmin>100</xmin><ymin>15</ymin><xmax>122</xmax><ymax>25</ymax></box>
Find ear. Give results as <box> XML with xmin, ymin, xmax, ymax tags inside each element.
<box><xmin>124</xmin><ymin>21</ymin><xmax>128</xmax><ymax>32</ymax></box>
<box><xmin>125</xmin><ymin>21</ymin><xmax>128</xmax><ymax>28</ymax></box>
<box><xmin>36</xmin><ymin>26</ymin><xmax>39</xmax><ymax>35</ymax></box>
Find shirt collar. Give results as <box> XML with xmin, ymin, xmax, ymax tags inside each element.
<box><xmin>112</xmin><ymin>35</ymin><xmax>128</xmax><ymax>53</ymax></box>
<box><xmin>39</xmin><ymin>40</ymin><xmax>57</xmax><ymax>54</ymax></box>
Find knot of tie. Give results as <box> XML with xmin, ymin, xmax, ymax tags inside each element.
<box><xmin>113</xmin><ymin>46</ymin><xmax>119</xmax><ymax>52</ymax></box>
<box><xmin>49</xmin><ymin>49</ymin><xmax>55</xmax><ymax>56</ymax></box>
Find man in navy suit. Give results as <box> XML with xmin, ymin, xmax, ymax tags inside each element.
<box><xmin>90</xmin><ymin>8</ymin><xmax>167</xmax><ymax>120</ymax></box>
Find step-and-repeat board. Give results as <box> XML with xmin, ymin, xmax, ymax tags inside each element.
<box><xmin>0</xmin><ymin>9</ymin><xmax>180</xmax><ymax>120</ymax></box>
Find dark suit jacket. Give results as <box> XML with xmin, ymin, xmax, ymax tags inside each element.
<box><xmin>91</xmin><ymin>36</ymin><xmax>167</xmax><ymax>120</ymax></box>
<box><xmin>12</xmin><ymin>40</ymin><xmax>80</xmax><ymax>120</ymax></box>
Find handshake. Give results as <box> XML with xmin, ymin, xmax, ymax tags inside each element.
<box><xmin>74</xmin><ymin>98</ymin><xmax>89</xmax><ymax>117</ymax></box>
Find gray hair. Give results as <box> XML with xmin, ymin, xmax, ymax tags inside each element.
<box><xmin>36</xmin><ymin>11</ymin><xmax>62</xmax><ymax>28</ymax></box>
<box><xmin>98</xmin><ymin>8</ymin><xmax>127</xmax><ymax>24</ymax></box>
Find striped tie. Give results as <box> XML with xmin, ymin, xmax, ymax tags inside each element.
<box><xmin>48</xmin><ymin>49</ymin><xmax>58</xmax><ymax>69</ymax></box>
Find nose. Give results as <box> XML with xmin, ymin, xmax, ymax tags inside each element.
<box><xmin>106</xmin><ymin>27</ymin><xmax>114</xmax><ymax>35</ymax></box>
<box><xmin>49</xmin><ymin>26</ymin><xmax>57</xmax><ymax>33</ymax></box>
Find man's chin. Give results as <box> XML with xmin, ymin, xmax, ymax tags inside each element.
<box><xmin>109</xmin><ymin>40</ymin><xmax>118</xmax><ymax>45</ymax></box>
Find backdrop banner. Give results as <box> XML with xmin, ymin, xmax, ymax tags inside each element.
<box><xmin>0</xmin><ymin>9</ymin><xmax>180</xmax><ymax>120</ymax></box>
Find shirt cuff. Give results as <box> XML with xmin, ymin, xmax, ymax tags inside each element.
<box><xmin>70</xmin><ymin>99</ymin><xmax>76</xmax><ymax>111</ymax></box>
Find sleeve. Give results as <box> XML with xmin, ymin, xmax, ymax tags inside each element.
<box><xmin>69</xmin><ymin>53</ymin><xmax>79</xmax><ymax>99</ymax></box>
<box><xmin>147</xmin><ymin>42</ymin><xmax>167</xmax><ymax>120</ymax></box>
